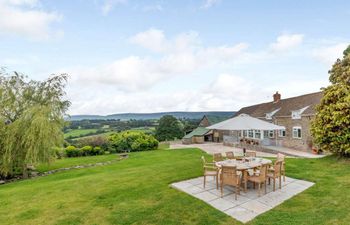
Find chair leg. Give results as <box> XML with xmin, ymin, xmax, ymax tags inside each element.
<box><xmin>273</xmin><ymin>178</ymin><xmax>276</xmax><ymax>191</ymax></box>
<box><xmin>203</xmin><ymin>176</ymin><xmax>206</xmax><ymax>188</ymax></box>
<box><xmin>216</xmin><ymin>175</ymin><xmax>218</xmax><ymax>189</ymax></box>
<box><xmin>258</xmin><ymin>183</ymin><xmax>261</xmax><ymax>196</ymax></box>
<box><xmin>221</xmin><ymin>183</ymin><xmax>223</xmax><ymax>198</ymax></box>
<box><xmin>264</xmin><ymin>181</ymin><xmax>267</xmax><ymax>194</ymax></box>
<box><xmin>279</xmin><ymin>176</ymin><xmax>282</xmax><ymax>189</ymax></box>
<box><xmin>235</xmin><ymin>186</ymin><xmax>237</xmax><ymax>200</ymax></box>
<box><xmin>268</xmin><ymin>177</ymin><xmax>271</xmax><ymax>185</ymax></box>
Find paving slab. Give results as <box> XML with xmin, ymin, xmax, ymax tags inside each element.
<box><xmin>171</xmin><ymin>176</ymin><xmax>314</xmax><ymax>223</ymax></box>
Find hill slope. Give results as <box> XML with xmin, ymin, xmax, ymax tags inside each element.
<box><xmin>68</xmin><ymin>111</ymin><xmax>235</xmax><ymax>121</ymax></box>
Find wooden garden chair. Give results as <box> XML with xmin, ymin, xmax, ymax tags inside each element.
<box><xmin>268</xmin><ymin>153</ymin><xmax>286</xmax><ymax>182</ymax></box>
<box><xmin>213</xmin><ymin>153</ymin><xmax>224</xmax><ymax>162</ymax></box>
<box><xmin>201</xmin><ymin>156</ymin><xmax>219</xmax><ymax>189</ymax></box>
<box><xmin>225</xmin><ymin>151</ymin><xmax>235</xmax><ymax>159</ymax></box>
<box><xmin>267</xmin><ymin>160</ymin><xmax>283</xmax><ymax>191</ymax></box>
<box><xmin>245</xmin><ymin>151</ymin><xmax>257</xmax><ymax>157</ymax></box>
<box><xmin>220</xmin><ymin>165</ymin><xmax>241</xmax><ymax>199</ymax></box>
<box><xmin>247</xmin><ymin>164</ymin><xmax>268</xmax><ymax>196</ymax></box>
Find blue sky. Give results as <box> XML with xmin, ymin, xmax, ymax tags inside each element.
<box><xmin>0</xmin><ymin>0</ymin><xmax>349</xmax><ymax>115</ymax></box>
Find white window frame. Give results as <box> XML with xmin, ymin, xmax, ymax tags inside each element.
<box><xmin>248</xmin><ymin>130</ymin><xmax>254</xmax><ymax>138</ymax></box>
<box><xmin>279</xmin><ymin>129</ymin><xmax>286</xmax><ymax>137</ymax></box>
<box><xmin>268</xmin><ymin>130</ymin><xmax>274</xmax><ymax>138</ymax></box>
<box><xmin>292</xmin><ymin>126</ymin><xmax>302</xmax><ymax>139</ymax></box>
<box><xmin>254</xmin><ymin>130</ymin><xmax>261</xmax><ymax>139</ymax></box>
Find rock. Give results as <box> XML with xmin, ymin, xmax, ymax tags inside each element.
<box><xmin>30</xmin><ymin>171</ymin><xmax>39</xmax><ymax>177</ymax></box>
<box><xmin>0</xmin><ymin>180</ymin><xmax>5</xmax><ymax>185</ymax></box>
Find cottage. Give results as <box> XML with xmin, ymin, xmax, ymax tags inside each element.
<box><xmin>235</xmin><ymin>91</ymin><xmax>323</xmax><ymax>151</ymax></box>
<box><xmin>182</xmin><ymin>115</ymin><xmax>230</xmax><ymax>144</ymax></box>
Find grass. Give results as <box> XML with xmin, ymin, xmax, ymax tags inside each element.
<box><xmin>0</xmin><ymin>149</ymin><xmax>350</xmax><ymax>224</ymax></box>
<box><xmin>36</xmin><ymin>154</ymin><xmax>118</xmax><ymax>173</ymax></box>
<box><xmin>64</xmin><ymin>129</ymin><xmax>99</xmax><ymax>139</ymax></box>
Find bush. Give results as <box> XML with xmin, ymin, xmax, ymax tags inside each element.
<box><xmin>65</xmin><ymin>145</ymin><xmax>81</xmax><ymax>157</ymax></box>
<box><xmin>75</xmin><ymin>136</ymin><xmax>109</xmax><ymax>151</ymax></box>
<box><xmin>65</xmin><ymin>145</ymin><xmax>105</xmax><ymax>158</ymax></box>
<box><xmin>81</xmin><ymin>145</ymin><xmax>93</xmax><ymax>156</ymax></box>
<box><xmin>108</xmin><ymin>131</ymin><xmax>158</xmax><ymax>152</ymax></box>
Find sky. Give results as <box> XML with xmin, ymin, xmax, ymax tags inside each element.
<box><xmin>0</xmin><ymin>0</ymin><xmax>349</xmax><ymax>115</ymax></box>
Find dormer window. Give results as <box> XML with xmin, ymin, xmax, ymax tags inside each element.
<box><xmin>265</xmin><ymin>108</ymin><xmax>280</xmax><ymax>120</ymax></box>
<box><xmin>291</xmin><ymin>106</ymin><xmax>309</xmax><ymax>120</ymax></box>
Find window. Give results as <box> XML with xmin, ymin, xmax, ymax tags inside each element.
<box><xmin>254</xmin><ymin>130</ymin><xmax>261</xmax><ymax>139</ymax></box>
<box><xmin>279</xmin><ymin>129</ymin><xmax>286</xmax><ymax>137</ymax></box>
<box><xmin>243</xmin><ymin>130</ymin><xmax>247</xmax><ymax>137</ymax></box>
<box><xmin>248</xmin><ymin>130</ymin><xmax>254</xmax><ymax>138</ymax></box>
<box><xmin>266</xmin><ymin>108</ymin><xmax>280</xmax><ymax>120</ymax></box>
<box><xmin>291</xmin><ymin>110</ymin><xmax>301</xmax><ymax>119</ymax></box>
<box><xmin>292</xmin><ymin>127</ymin><xmax>302</xmax><ymax>139</ymax></box>
<box><xmin>268</xmin><ymin>130</ymin><xmax>274</xmax><ymax>138</ymax></box>
<box><xmin>264</xmin><ymin>130</ymin><xmax>274</xmax><ymax>138</ymax></box>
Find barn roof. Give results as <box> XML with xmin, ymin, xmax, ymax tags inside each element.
<box><xmin>183</xmin><ymin>127</ymin><xmax>210</xmax><ymax>139</ymax></box>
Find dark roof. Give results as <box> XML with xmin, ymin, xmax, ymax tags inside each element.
<box><xmin>183</xmin><ymin>127</ymin><xmax>210</xmax><ymax>139</ymax></box>
<box><xmin>205</xmin><ymin>115</ymin><xmax>230</xmax><ymax>125</ymax></box>
<box><xmin>236</xmin><ymin>92</ymin><xmax>323</xmax><ymax>118</ymax></box>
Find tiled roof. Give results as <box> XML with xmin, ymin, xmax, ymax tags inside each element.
<box><xmin>236</xmin><ymin>92</ymin><xmax>323</xmax><ymax>118</ymax></box>
<box><xmin>183</xmin><ymin>127</ymin><xmax>210</xmax><ymax>139</ymax></box>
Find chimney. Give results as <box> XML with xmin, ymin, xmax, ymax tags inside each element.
<box><xmin>273</xmin><ymin>91</ymin><xmax>281</xmax><ymax>103</ymax></box>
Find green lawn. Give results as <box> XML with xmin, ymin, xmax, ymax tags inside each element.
<box><xmin>36</xmin><ymin>154</ymin><xmax>118</xmax><ymax>173</ymax></box>
<box><xmin>64</xmin><ymin>129</ymin><xmax>99</xmax><ymax>139</ymax></box>
<box><xmin>0</xmin><ymin>149</ymin><xmax>350</xmax><ymax>225</ymax></box>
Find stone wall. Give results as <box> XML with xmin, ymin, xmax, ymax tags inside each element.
<box><xmin>273</xmin><ymin>116</ymin><xmax>314</xmax><ymax>151</ymax></box>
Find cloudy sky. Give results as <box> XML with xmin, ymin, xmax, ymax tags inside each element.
<box><xmin>0</xmin><ymin>0</ymin><xmax>349</xmax><ymax>115</ymax></box>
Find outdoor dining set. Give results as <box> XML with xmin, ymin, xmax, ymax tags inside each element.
<box><xmin>201</xmin><ymin>151</ymin><xmax>286</xmax><ymax>200</ymax></box>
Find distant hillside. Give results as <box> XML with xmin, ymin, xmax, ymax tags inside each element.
<box><xmin>68</xmin><ymin>111</ymin><xmax>236</xmax><ymax>121</ymax></box>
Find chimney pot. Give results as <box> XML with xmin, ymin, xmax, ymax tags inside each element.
<box><xmin>273</xmin><ymin>91</ymin><xmax>281</xmax><ymax>103</ymax></box>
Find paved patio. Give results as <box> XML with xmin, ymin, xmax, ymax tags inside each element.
<box><xmin>171</xmin><ymin>176</ymin><xmax>314</xmax><ymax>223</ymax></box>
<box><xmin>170</xmin><ymin>142</ymin><xmax>276</xmax><ymax>157</ymax></box>
<box><xmin>170</xmin><ymin>142</ymin><xmax>325</xmax><ymax>158</ymax></box>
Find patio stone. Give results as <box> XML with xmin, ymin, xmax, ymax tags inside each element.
<box><xmin>224</xmin><ymin>206</ymin><xmax>258</xmax><ymax>223</ymax></box>
<box><xmin>208</xmin><ymin>198</ymin><xmax>237</xmax><ymax>211</ymax></box>
<box><xmin>240</xmin><ymin>200</ymin><xmax>272</xmax><ymax>214</ymax></box>
<box><xmin>194</xmin><ymin>191</ymin><xmax>219</xmax><ymax>202</ymax></box>
<box><xmin>171</xmin><ymin>176</ymin><xmax>314</xmax><ymax>223</ymax></box>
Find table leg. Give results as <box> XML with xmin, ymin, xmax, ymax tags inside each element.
<box><xmin>243</xmin><ymin>170</ymin><xmax>248</xmax><ymax>192</ymax></box>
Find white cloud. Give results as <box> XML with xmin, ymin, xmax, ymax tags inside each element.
<box><xmin>0</xmin><ymin>0</ymin><xmax>62</xmax><ymax>40</ymax></box>
<box><xmin>101</xmin><ymin>0</ymin><xmax>127</xmax><ymax>15</ymax></box>
<box><xmin>201</xmin><ymin>0</ymin><xmax>221</xmax><ymax>9</ymax></box>
<box><xmin>312</xmin><ymin>43</ymin><xmax>349</xmax><ymax>65</ymax></box>
<box><xmin>270</xmin><ymin>34</ymin><xmax>304</xmax><ymax>52</ymax></box>
<box><xmin>67</xmin><ymin>29</ymin><xmax>249</xmax><ymax>93</ymax></box>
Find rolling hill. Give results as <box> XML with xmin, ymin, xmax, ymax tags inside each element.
<box><xmin>67</xmin><ymin>111</ymin><xmax>236</xmax><ymax>121</ymax></box>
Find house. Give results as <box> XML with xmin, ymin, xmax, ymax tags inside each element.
<box><xmin>235</xmin><ymin>91</ymin><xmax>323</xmax><ymax>151</ymax></box>
<box><xmin>182</xmin><ymin>115</ymin><xmax>230</xmax><ymax>144</ymax></box>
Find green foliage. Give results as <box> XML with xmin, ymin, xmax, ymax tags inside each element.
<box><xmin>65</xmin><ymin>146</ymin><xmax>81</xmax><ymax>157</ymax></box>
<box><xmin>155</xmin><ymin>115</ymin><xmax>184</xmax><ymax>141</ymax></box>
<box><xmin>0</xmin><ymin>71</ymin><xmax>70</xmax><ymax>177</ymax></box>
<box><xmin>108</xmin><ymin>131</ymin><xmax>158</xmax><ymax>152</ymax></box>
<box><xmin>311</xmin><ymin>46</ymin><xmax>350</xmax><ymax>156</ymax></box>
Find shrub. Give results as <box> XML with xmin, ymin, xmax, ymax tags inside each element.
<box><xmin>75</xmin><ymin>136</ymin><xmax>109</xmax><ymax>150</ymax></box>
<box><xmin>65</xmin><ymin>145</ymin><xmax>81</xmax><ymax>157</ymax></box>
<box><xmin>81</xmin><ymin>145</ymin><xmax>93</xmax><ymax>156</ymax></box>
<box><xmin>108</xmin><ymin>131</ymin><xmax>158</xmax><ymax>152</ymax></box>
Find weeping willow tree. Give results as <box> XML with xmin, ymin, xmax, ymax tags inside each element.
<box><xmin>0</xmin><ymin>70</ymin><xmax>70</xmax><ymax>178</ymax></box>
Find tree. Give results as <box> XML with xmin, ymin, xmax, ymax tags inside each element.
<box><xmin>0</xmin><ymin>70</ymin><xmax>70</xmax><ymax>178</ymax></box>
<box><xmin>155</xmin><ymin>115</ymin><xmax>184</xmax><ymax>141</ymax></box>
<box><xmin>311</xmin><ymin>45</ymin><xmax>350</xmax><ymax>157</ymax></box>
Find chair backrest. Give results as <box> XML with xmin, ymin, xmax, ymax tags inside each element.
<box><xmin>245</xmin><ymin>151</ymin><xmax>257</xmax><ymax>157</ymax></box>
<box><xmin>221</xmin><ymin>165</ymin><xmax>239</xmax><ymax>186</ymax></box>
<box><xmin>225</xmin><ymin>151</ymin><xmax>234</xmax><ymax>159</ymax></box>
<box><xmin>213</xmin><ymin>153</ymin><xmax>223</xmax><ymax>162</ymax></box>
<box><xmin>258</xmin><ymin>164</ymin><xmax>268</xmax><ymax>179</ymax></box>
<box><xmin>277</xmin><ymin>153</ymin><xmax>285</xmax><ymax>162</ymax></box>
<box><xmin>274</xmin><ymin>160</ymin><xmax>283</xmax><ymax>175</ymax></box>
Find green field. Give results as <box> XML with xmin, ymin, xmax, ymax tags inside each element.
<box><xmin>64</xmin><ymin>129</ymin><xmax>99</xmax><ymax>139</ymax></box>
<box><xmin>1</xmin><ymin>149</ymin><xmax>349</xmax><ymax>224</ymax></box>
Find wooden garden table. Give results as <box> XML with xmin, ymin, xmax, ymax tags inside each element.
<box><xmin>216</xmin><ymin>158</ymin><xmax>272</xmax><ymax>192</ymax></box>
